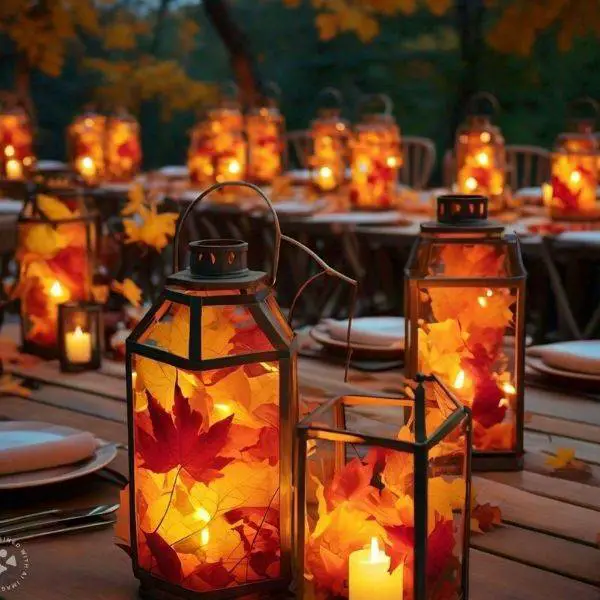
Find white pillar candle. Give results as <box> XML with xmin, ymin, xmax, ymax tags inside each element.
<box><xmin>349</xmin><ymin>537</ymin><xmax>403</xmax><ymax>600</ymax></box>
<box><xmin>6</xmin><ymin>158</ymin><xmax>23</xmax><ymax>180</ymax></box>
<box><xmin>65</xmin><ymin>326</ymin><xmax>92</xmax><ymax>364</ymax></box>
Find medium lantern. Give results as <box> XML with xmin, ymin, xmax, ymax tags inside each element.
<box><xmin>297</xmin><ymin>374</ymin><xmax>472</xmax><ymax>600</ymax></box>
<box><xmin>105</xmin><ymin>110</ymin><xmax>142</xmax><ymax>182</ymax></box>
<box><xmin>350</xmin><ymin>95</ymin><xmax>402</xmax><ymax>210</ymax></box>
<box><xmin>17</xmin><ymin>188</ymin><xmax>97</xmax><ymax>358</ymax></box>
<box><xmin>455</xmin><ymin>93</ymin><xmax>506</xmax><ymax>213</ymax></box>
<box><xmin>58</xmin><ymin>301</ymin><xmax>103</xmax><ymax>372</ymax></box>
<box><xmin>68</xmin><ymin>110</ymin><xmax>107</xmax><ymax>185</ymax></box>
<box><xmin>0</xmin><ymin>104</ymin><xmax>35</xmax><ymax>181</ymax></box>
<box><xmin>246</xmin><ymin>101</ymin><xmax>284</xmax><ymax>184</ymax></box>
<box><xmin>404</xmin><ymin>195</ymin><xmax>526</xmax><ymax>471</ymax></box>
<box><xmin>188</xmin><ymin>105</ymin><xmax>247</xmax><ymax>186</ymax></box>
<box><xmin>549</xmin><ymin>99</ymin><xmax>599</xmax><ymax>220</ymax></box>
<box><xmin>126</xmin><ymin>183</ymin><xmax>295</xmax><ymax>598</ymax></box>
<box><xmin>309</xmin><ymin>88</ymin><xmax>349</xmax><ymax>192</ymax></box>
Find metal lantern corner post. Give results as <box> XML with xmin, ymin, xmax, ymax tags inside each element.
<box><xmin>126</xmin><ymin>182</ymin><xmax>297</xmax><ymax>599</ymax></box>
<box><xmin>296</xmin><ymin>374</ymin><xmax>472</xmax><ymax>600</ymax></box>
<box><xmin>404</xmin><ymin>194</ymin><xmax>526</xmax><ymax>471</ymax></box>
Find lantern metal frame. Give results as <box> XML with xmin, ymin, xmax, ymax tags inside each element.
<box><xmin>57</xmin><ymin>301</ymin><xmax>103</xmax><ymax>372</ymax></box>
<box><xmin>17</xmin><ymin>187</ymin><xmax>98</xmax><ymax>359</ymax></box>
<box><xmin>404</xmin><ymin>195</ymin><xmax>527</xmax><ymax>472</ymax></box>
<box><xmin>295</xmin><ymin>374</ymin><xmax>472</xmax><ymax>600</ymax></box>
<box><xmin>126</xmin><ymin>182</ymin><xmax>297</xmax><ymax>600</ymax></box>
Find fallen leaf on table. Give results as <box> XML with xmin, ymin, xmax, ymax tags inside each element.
<box><xmin>0</xmin><ymin>337</ymin><xmax>39</xmax><ymax>368</ymax></box>
<box><xmin>545</xmin><ymin>447</ymin><xmax>588</xmax><ymax>473</ymax></box>
<box><xmin>0</xmin><ymin>374</ymin><xmax>31</xmax><ymax>398</ymax></box>
<box><xmin>471</xmin><ymin>502</ymin><xmax>502</xmax><ymax>534</ymax></box>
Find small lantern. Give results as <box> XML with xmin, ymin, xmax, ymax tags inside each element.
<box><xmin>246</xmin><ymin>96</ymin><xmax>284</xmax><ymax>184</ymax></box>
<box><xmin>455</xmin><ymin>93</ymin><xmax>506</xmax><ymax>213</ymax></box>
<box><xmin>350</xmin><ymin>95</ymin><xmax>402</xmax><ymax>210</ymax></box>
<box><xmin>68</xmin><ymin>110</ymin><xmax>107</xmax><ymax>185</ymax></box>
<box><xmin>17</xmin><ymin>188</ymin><xmax>97</xmax><ymax>358</ymax></box>
<box><xmin>0</xmin><ymin>103</ymin><xmax>35</xmax><ymax>181</ymax></box>
<box><xmin>549</xmin><ymin>98</ymin><xmax>599</xmax><ymax>220</ymax></box>
<box><xmin>58</xmin><ymin>302</ymin><xmax>102</xmax><ymax>372</ymax></box>
<box><xmin>309</xmin><ymin>88</ymin><xmax>349</xmax><ymax>192</ymax></box>
<box><xmin>126</xmin><ymin>183</ymin><xmax>295</xmax><ymax>598</ymax></box>
<box><xmin>404</xmin><ymin>195</ymin><xmax>526</xmax><ymax>471</ymax></box>
<box><xmin>297</xmin><ymin>374</ymin><xmax>472</xmax><ymax>600</ymax></box>
<box><xmin>188</xmin><ymin>105</ymin><xmax>247</xmax><ymax>186</ymax></box>
<box><xmin>105</xmin><ymin>110</ymin><xmax>142</xmax><ymax>182</ymax></box>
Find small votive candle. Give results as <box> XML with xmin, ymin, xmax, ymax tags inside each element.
<box><xmin>6</xmin><ymin>158</ymin><xmax>23</xmax><ymax>180</ymax></box>
<box><xmin>349</xmin><ymin>537</ymin><xmax>403</xmax><ymax>600</ymax></box>
<box><xmin>65</xmin><ymin>326</ymin><xmax>92</xmax><ymax>364</ymax></box>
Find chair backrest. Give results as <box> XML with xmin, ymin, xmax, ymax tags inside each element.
<box><xmin>442</xmin><ymin>148</ymin><xmax>455</xmax><ymax>189</ymax></box>
<box><xmin>399</xmin><ymin>136</ymin><xmax>436</xmax><ymax>190</ymax></box>
<box><xmin>284</xmin><ymin>130</ymin><xmax>311</xmax><ymax>170</ymax></box>
<box><xmin>506</xmin><ymin>145</ymin><xmax>550</xmax><ymax>189</ymax></box>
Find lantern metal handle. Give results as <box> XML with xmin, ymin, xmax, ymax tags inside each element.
<box><xmin>357</xmin><ymin>93</ymin><xmax>393</xmax><ymax>118</ymax></box>
<box><xmin>172</xmin><ymin>181</ymin><xmax>282</xmax><ymax>286</ymax></box>
<box><xmin>317</xmin><ymin>87</ymin><xmax>344</xmax><ymax>110</ymax></box>
<box><xmin>467</xmin><ymin>92</ymin><xmax>500</xmax><ymax>117</ymax></box>
<box><xmin>568</xmin><ymin>97</ymin><xmax>600</xmax><ymax>123</ymax></box>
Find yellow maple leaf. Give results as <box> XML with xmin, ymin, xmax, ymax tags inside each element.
<box><xmin>124</xmin><ymin>205</ymin><xmax>179</xmax><ymax>251</ymax></box>
<box><xmin>21</xmin><ymin>224</ymin><xmax>66</xmax><ymax>258</ymax></box>
<box><xmin>121</xmin><ymin>183</ymin><xmax>145</xmax><ymax>216</ymax></box>
<box><xmin>37</xmin><ymin>194</ymin><xmax>78</xmax><ymax>220</ymax></box>
<box><xmin>111</xmin><ymin>278</ymin><xmax>142</xmax><ymax>307</ymax></box>
<box><xmin>545</xmin><ymin>447</ymin><xmax>576</xmax><ymax>470</ymax></box>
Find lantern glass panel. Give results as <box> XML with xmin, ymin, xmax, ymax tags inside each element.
<box><xmin>0</xmin><ymin>107</ymin><xmax>35</xmax><ymax>180</ymax></box>
<box><xmin>310</xmin><ymin>114</ymin><xmax>349</xmax><ymax>192</ymax></box>
<box><xmin>297</xmin><ymin>380</ymin><xmax>470</xmax><ymax>600</ymax></box>
<box><xmin>105</xmin><ymin>115</ymin><xmax>141</xmax><ymax>182</ymax></box>
<box><xmin>550</xmin><ymin>150</ymin><xmax>598</xmax><ymax>217</ymax></box>
<box><xmin>247</xmin><ymin>108</ymin><xmax>284</xmax><ymax>184</ymax></box>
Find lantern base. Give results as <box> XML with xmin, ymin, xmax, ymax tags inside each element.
<box><xmin>20</xmin><ymin>340</ymin><xmax>58</xmax><ymax>361</ymax></box>
<box><xmin>473</xmin><ymin>451</ymin><xmax>524</xmax><ymax>472</ymax></box>
<box><xmin>59</xmin><ymin>360</ymin><xmax>101</xmax><ymax>374</ymax></box>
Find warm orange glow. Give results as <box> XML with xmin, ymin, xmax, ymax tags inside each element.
<box><xmin>194</xmin><ymin>506</ymin><xmax>211</xmax><ymax>523</ymax></box>
<box><xmin>50</xmin><ymin>280</ymin><xmax>66</xmax><ymax>299</ymax></box>
<box><xmin>386</xmin><ymin>156</ymin><xmax>397</xmax><ymax>168</ymax></box>
<box><xmin>214</xmin><ymin>402</ymin><xmax>233</xmax><ymax>417</ymax></box>
<box><xmin>4</xmin><ymin>144</ymin><xmax>14</xmax><ymax>157</ymax></box>
<box><xmin>465</xmin><ymin>176</ymin><xmax>478</xmax><ymax>191</ymax></box>
<box><xmin>200</xmin><ymin>527</ymin><xmax>210</xmax><ymax>547</ymax></box>
<box><xmin>320</xmin><ymin>166</ymin><xmax>333</xmax><ymax>178</ymax></box>
<box><xmin>65</xmin><ymin>326</ymin><xmax>92</xmax><ymax>364</ymax></box>
<box><xmin>228</xmin><ymin>160</ymin><xmax>241</xmax><ymax>175</ymax></box>
<box><xmin>476</xmin><ymin>151</ymin><xmax>489</xmax><ymax>166</ymax></box>
<box><xmin>453</xmin><ymin>370</ymin><xmax>465</xmax><ymax>389</ymax></box>
<box><xmin>569</xmin><ymin>170</ymin><xmax>581</xmax><ymax>184</ymax></box>
<box><xmin>498</xmin><ymin>397</ymin><xmax>510</xmax><ymax>409</ymax></box>
<box><xmin>477</xmin><ymin>296</ymin><xmax>488</xmax><ymax>308</ymax></box>
<box><xmin>502</xmin><ymin>382</ymin><xmax>516</xmax><ymax>395</ymax></box>
<box><xmin>480</xmin><ymin>132</ymin><xmax>491</xmax><ymax>143</ymax></box>
<box><xmin>486</xmin><ymin>289</ymin><xmax>493</xmax><ymax>297</ymax></box>
<box><xmin>370</xmin><ymin>537</ymin><xmax>382</xmax><ymax>563</ymax></box>
<box><xmin>6</xmin><ymin>158</ymin><xmax>23</xmax><ymax>180</ymax></box>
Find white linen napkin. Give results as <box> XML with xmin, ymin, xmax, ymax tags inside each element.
<box><xmin>324</xmin><ymin>316</ymin><xmax>405</xmax><ymax>348</ymax></box>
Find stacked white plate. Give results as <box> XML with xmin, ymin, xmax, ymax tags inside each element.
<box><xmin>527</xmin><ymin>340</ymin><xmax>600</xmax><ymax>385</ymax></box>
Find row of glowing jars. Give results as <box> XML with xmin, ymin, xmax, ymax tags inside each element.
<box><xmin>188</xmin><ymin>103</ymin><xmax>285</xmax><ymax>186</ymax></box>
<box><xmin>548</xmin><ymin>112</ymin><xmax>599</xmax><ymax>219</ymax></box>
<box><xmin>0</xmin><ymin>106</ymin><xmax>35</xmax><ymax>181</ymax></box>
<box><xmin>68</xmin><ymin>110</ymin><xmax>142</xmax><ymax>185</ymax></box>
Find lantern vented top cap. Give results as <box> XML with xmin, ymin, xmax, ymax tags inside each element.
<box><xmin>189</xmin><ymin>239</ymin><xmax>249</xmax><ymax>278</ymax></box>
<box><xmin>437</xmin><ymin>195</ymin><xmax>488</xmax><ymax>224</ymax></box>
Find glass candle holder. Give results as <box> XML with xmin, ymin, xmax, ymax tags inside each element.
<box><xmin>0</xmin><ymin>106</ymin><xmax>35</xmax><ymax>181</ymax></box>
<box><xmin>405</xmin><ymin>195</ymin><xmax>526</xmax><ymax>471</ymax></box>
<box><xmin>350</xmin><ymin>114</ymin><xmax>401</xmax><ymax>210</ymax></box>
<box><xmin>247</xmin><ymin>106</ymin><xmax>284</xmax><ymax>184</ymax></box>
<box><xmin>17</xmin><ymin>189</ymin><xmax>97</xmax><ymax>358</ymax></box>
<box><xmin>105</xmin><ymin>112</ymin><xmax>141</xmax><ymax>182</ymax></box>
<box><xmin>58</xmin><ymin>302</ymin><xmax>102</xmax><ymax>372</ymax></box>
<box><xmin>68</xmin><ymin>111</ymin><xmax>107</xmax><ymax>185</ymax></box>
<box><xmin>455</xmin><ymin>94</ymin><xmax>506</xmax><ymax>213</ymax></box>
<box><xmin>297</xmin><ymin>374</ymin><xmax>472</xmax><ymax>600</ymax></box>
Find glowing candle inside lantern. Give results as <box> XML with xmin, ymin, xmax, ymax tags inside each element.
<box><xmin>454</xmin><ymin>369</ymin><xmax>465</xmax><ymax>390</ymax></box>
<box><xmin>570</xmin><ymin>170</ymin><xmax>581</xmax><ymax>184</ymax></box>
<box><xmin>228</xmin><ymin>159</ymin><xmax>241</xmax><ymax>175</ymax></box>
<box><xmin>542</xmin><ymin>182</ymin><xmax>553</xmax><ymax>207</ymax></box>
<box><xmin>465</xmin><ymin>176</ymin><xmax>478</xmax><ymax>192</ymax></box>
<box><xmin>49</xmin><ymin>280</ymin><xmax>69</xmax><ymax>303</ymax></box>
<box><xmin>5</xmin><ymin>144</ymin><xmax>15</xmax><ymax>157</ymax></box>
<box><xmin>65</xmin><ymin>326</ymin><xmax>92</xmax><ymax>364</ymax></box>
<box><xmin>5</xmin><ymin>158</ymin><xmax>23</xmax><ymax>180</ymax></box>
<box><xmin>349</xmin><ymin>537</ymin><xmax>403</xmax><ymax>600</ymax></box>
<box><xmin>476</xmin><ymin>151</ymin><xmax>489</xmax><ymax>166</ymax></box>
<box><xmin>78</xmin><ymin>156</ymin><xmax>97</xmax><ymax>180</ymax></box>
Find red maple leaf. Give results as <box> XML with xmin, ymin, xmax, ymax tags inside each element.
<box><xmin>324</xmin><ymin>458</ymin><xmax>375</xmax><ymax>510</ymax></box>
<box><xmin>144</xmin><ymin>531</ymin><xmax>183</xmax><ymax>584</ymax></box>
<box><xmin>136</xmin><ymin>380</ymin><xmax>234</xmax><ymax>483</ymax></box>
<box><xmin>426</xmin><ymin>519</ymin><xmax>456</xmax><ymax>582</ymax></box>
<box><xmin>242</xmin><ymin>426</ymin><xmax>279</xmax><ymax>466</ymax></box>
<box><xmin>187</xmin><ymin>560</ymin><xmax>235</xmax><ymax>590</ymax></box>
<box><xmin>383</xmin><ymin>524</ymin><xmax>414</xmax><ymax>572</ymax></box>
<box><xmin>551</xmin><ymin>175</ymin><xmax>581</xmax><ymax>211</ymax></box>
<box><xmin>230</xmin><ymin>322</ymin><xmax>273</xmax><ymax>354</ymax></box>
<box><xmin>472</xmin><ymin>503</ymin><xmax>502</xmax><ymax>532</ymax></box>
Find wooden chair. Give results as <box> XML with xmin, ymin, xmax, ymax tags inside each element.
<box><xmin>399</xmin><ymin>136</ymin><xmax>436</xmax><ymax>190</ymax></box>
<box><xmin>506</xmin><ymin>145</ymin><xmax>550</xmax><ymax>190</ymax></box>
<box><xmin>284</xmin><ymin>130</ymin><xmax>311</xmax><ymax>170</ymax></box>
<box><xmin>442</xmin><ymin>149</ymin><xmax>455</xmax><ymax>189</ymax></box>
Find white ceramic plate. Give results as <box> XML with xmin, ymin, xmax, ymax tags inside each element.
<box><xmin>310</xmin><ymin>324</ymin><xmax>404</xmax><ymax>359</ymax></box>
<box><xmin>526</xmin><ymin>356</ymin><xmax>600</xmax><ymax>384</ymax></box>
<box><xmin>0</xmin><ymin>422</ymin><xmax>117</xmax><ymax>490</ymax></box>
<box><xmin>158</xmin><ymin>165</ymin><xmax>188</xmax><ymax>178</ymax></box>
<box><xmin>324</xmin><ymin>316</ymin><xmax>405</xmax><ymax>347</ymax></box>
<box><xmin>0</xmin><ymin>200</ymin><xmax>23</xmax><ymax>214</ymax></box>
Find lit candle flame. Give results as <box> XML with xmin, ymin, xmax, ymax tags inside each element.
<box><xmin>476</xmin><ymin>151</ymin><xmax>489</xmax><ymax>167</ymax></box>
<box><xmin>73</xmin><ymin>325</ymin><xmax>85</xmax><ymax>338</ymax></box>
<box><xmin>570</xmin><ymin>170</ymin><xmax>581</xmax><ymax>184</ymax></box>
<box><xmin>477</xmin><ymin>296</ymin><xmax>488</xmax><ymax>308</ymax></box>
<box><xmin>200</xmin><ymin>527</ymin><xmax>210</xmax><ymax>546</ymax></box>
<box><xmin>386</xmin><ymin>156</ymin><xmax>397</xmax><ymax>168</ymax></box>
<box><xmin>5</xmin><ymin>144</ymin><xmax>15</xmax><ymax>157</ymax></box>
<box><xmin>486</xmin><ymin>289</ymin><xmax>493</xmax><ymax>297</ymax></box>
<box><xmin>453</xmin><ymin>370</ymin><xmax>465</xmax><ymax>390</ymax></box>
<box><xmin>50</xmin><ymin>280</ymin><xmax>64</xmax><ymax>298</ymax></box>
<box><xmin>369</xmin><ymin>537</ymin><xmax>382</xmax><ymax>563</ymax></box>
<box><xmin>465</xmin><ymin>176</ymin><xmax>478</xmax><ymax>191</ymax></box>
<box><xmin>228</xmin><ymin>160</ymin><xmax>241</xmax><ymax>175</ymax></box>
<box><xmin>502</xmin><ymin>382</ymin><xmax>516</xmax><ymax>395</ymax></box>
<box><xmin>319</xmin><ymin>166</ymin><xmax>333</xmax><ymax>178</ymax></box>
<box><xmin>194</xmin><ymin>507</ymin><xmax>211</xmax><ymax>523</ymax></box>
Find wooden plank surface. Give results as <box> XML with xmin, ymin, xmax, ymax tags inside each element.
<box><xmin>2</xmin><ymin>352</ymin><xmax>600</xmax><ymax>599</ymax></box>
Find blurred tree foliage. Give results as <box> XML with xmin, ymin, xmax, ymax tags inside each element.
<box><xmin>0</xmin><ymin>0</ymin><xmax>599</xmax><ymax>180</ymax></box>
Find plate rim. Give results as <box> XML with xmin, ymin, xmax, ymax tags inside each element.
<box><xmin>310</xmin><ymin>324</ymin><xmax>405</xmax><ymax>352</ymax></box>
<box><xmin>526</xmin><ymin>355</ymin><xmax>600</xmax><ymax>383</ymax></box>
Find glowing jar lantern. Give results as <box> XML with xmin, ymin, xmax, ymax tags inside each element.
<box><xmin>105</xmin><ymin>110</ymin><xmax>141</xmax><ymax>182</ymax></box>
<box><xmin>404</xmin><ymin>195</ymin><xmax>526</xmax><ymax>471</ymax></box>
<box><xmin>68</xmin><ymin>111</ymin><xmax>106</xmax><ymax>185</ymax></box>
<box><xmin>125</xmin><ymin>182</ymin><xmax>295</xmax><ymax>598</ymax></box>
<box><xmin>188</xmin><ymin>106</ymin><xmax>247</xmax><ymax>186</ymax></box>
<box><xmin>297</xmin><ymin>374</ymin><xmax>472</xmax><ymax>600</ymax></box>
<box><xmin>549</xmin><ymin>103</ymin><xmax>599</xmax><ymax>219</ymax></box>
<box><xmin>246</xmin><ymin>104</ymin><xmax>284</xmax><ymax>184</ymax></box>
<box><xmin>58</xmin><ymin>302</ymin><xmax>102</xmax><ymax>372</ymax></box>
<box><xmin>16</xmin><ymin>189</ymin><xmax>97</xmax><ymax>358</ymax></box>
<box><xmin>309</xmin><ymin>91</ymin><xmax>349</xmax><ymax>192</ymax></box>
<box><xmin>455</xmin><ymin>93</ymin><xmax>506</xmax><ymax>213</ymax></box>
<box><xmin>350</xmin><ymin>95</ymin><xmax>402</xmax><ymax>210</ymax></box>
<box><xmin>0</xmin><ymin>105</ymin><xmax>35</xmax><ymax>180</ymax></box>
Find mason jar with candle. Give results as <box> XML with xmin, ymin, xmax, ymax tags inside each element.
<box><xmin>16</xmin><ymin>188</ymin><xmax>97</xmax><ymax>358</ymax></box>
<box><xmin>58</xmin><ymin>302</ymin><xmax>102</xmax><ymax>372</ymax></box>
<box><xmin>0</xmin><ymin>103</ymin><xmax>35</xmax><ymax>181</ymax></box>
<box><xmin>246</xmin><ymin>103</ymin><xmax>284</xmax><ymax>185</ymax></box>
<box><xmin>105</xmin><ymin>110</ymin><xmax>141</xmax><ymax>182</ymax></box>
<box><xmin>296</xmin><ymin>374</ymin><xmax>472</xmax><ymax>600</ymax></box>
<box><xmin>68</xmin><ymin>110</ymin><xmax>107</xmax><ymax>185</ymax></box>
<box><xmin>350</xmin><ymin>95</ymin><xmax>402</xmax><ymax>210</ymax></box>
<box><xmin>404</xmin><ymin>194</ymin><xmax>526</xmax><ymax>471</ymax></box>
<box><xmin>455</xmin><ymin>93</ymin><xmax>506</xmax><ymax>213</ymax></box>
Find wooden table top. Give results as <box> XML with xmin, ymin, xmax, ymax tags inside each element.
<box><xmin>2</xmin><ymin>331</ymin><xmax>600</xmax><ymax>600</ymax></box>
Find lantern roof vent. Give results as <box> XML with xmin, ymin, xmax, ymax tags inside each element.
<box><xmin>421</xmin><ymin>195</ymin><xmax>504</xmax><ymax>233</ymax></box>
